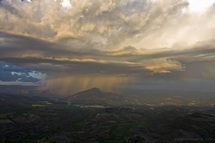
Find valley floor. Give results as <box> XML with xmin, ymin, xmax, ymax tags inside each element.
<box><xmin>0</xmin><ymin>103</ymin><xmax>215</xmax><ymax>143</ymax></box>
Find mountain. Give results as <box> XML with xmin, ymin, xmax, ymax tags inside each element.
<box><xmin>67</xmin><ymin>88</ymin><xmax>126</xmax><ymax>106</ymax></box>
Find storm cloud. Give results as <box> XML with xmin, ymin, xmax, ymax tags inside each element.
<box><xmin>0</xmin><ymin>0</ymin><xmax>215</xmax><ymax>94</ymax></box>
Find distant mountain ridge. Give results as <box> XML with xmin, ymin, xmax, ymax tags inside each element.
<box><xmin>72</xmin><ymin>88</ymin><xmax>103</xmax><ymax>97</ymax></box>
<box><xmin>67</xmin><ymin>88</ymin><xmax>215</xmax><ymax>107</ymax></box>
<box><xmin>67</xmin><ymin>88</ymin><xmax>125</xmax><ymax>106</ymax></box>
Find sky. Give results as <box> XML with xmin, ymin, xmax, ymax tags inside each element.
<box><xmin>0</xmin><ymin>0</ymin><xmax>215</xmax><ymax>95</ymax></box>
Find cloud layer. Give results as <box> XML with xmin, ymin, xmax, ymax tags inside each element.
<box><xmin>0</xmin><ymin>0</ymin><xmax>215</xmax><ymax>94</ymax></box>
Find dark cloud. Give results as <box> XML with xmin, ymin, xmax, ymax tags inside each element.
<box><xmin>0</xmin><ymin>0</ymin><xmax>215</xmax><ymax>93</ymax></box>
<box><xmin>1</xmin><ymin>32</ymin><xmax>215</xmax><ymax>79</ymax></box>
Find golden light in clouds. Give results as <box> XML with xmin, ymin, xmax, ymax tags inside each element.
<box><xmin>188</xmin><ymin>0</ymin><xmax>214</xmax><ymax>13</ymax></box>
<box><xmin>61</xmin><ymin>0</ymin><xmax>72</xmax><ymax>8</ymax></box>
<box><xmin>0</xmin><ymin>0</ymin><xmax>215</xmax><ymax>93</ymax></box>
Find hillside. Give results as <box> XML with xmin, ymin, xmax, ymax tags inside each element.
<box><xmin>67</xmin><ymin>88</ymin><xmax>126</xmax><ymax>106</ymax></box>
<box><xmin>67</xmin><ymin>88</ymin><xmax>215</xmax><ymax>107</ymax></box>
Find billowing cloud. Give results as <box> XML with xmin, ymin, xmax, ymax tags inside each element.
<box><xmin>0</xmin><ymin>0</ymin><xmax>215</xmax><ymax>94</ymax></box>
